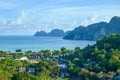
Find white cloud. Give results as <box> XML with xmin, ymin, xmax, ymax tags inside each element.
<box><xmin>91</xmin><ymin>13</ymin><xmax>98</xmax><ymax>22</ymax></box>
<box><xmin>0</xmin><ymin>3</ymin><xmax>119</xmax><ymax>35</ymax></box>
<box><xmin>72</xmin><ymin>20</ymin><xmax>78</xmax><ymax>26</ymax></box>
<box><xmin>81</xmin><ymin>13</ymin><xmax>98</xmax><ymax>26</ymax></box>
<box><xmin>0</xmin><ymin>9</ymin><xmax>115</xmax><ymax>35</ymax></box>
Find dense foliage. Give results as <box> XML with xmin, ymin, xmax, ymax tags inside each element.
<box><xmin>66</xmin><ymin>34</ymin><xmax>120</xmax><ymax>80</ymax></box>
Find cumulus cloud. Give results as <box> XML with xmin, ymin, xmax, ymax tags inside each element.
<box><xmin>0</xmin><ymin>2</ymin><xmax>119</xmax><ymax>35</ymax></box>
<box><xmin>72</xmin><ymin>20</ymin><xmax>78</xmax><ymax>26</ymax></box>
<box><xmin>0</xmin><ymin>10</ymin><xmax>74</xmax><ymax>35</ymax></box>
<box><xmin>91</xmin><ymin>13</ymin><xmax>98</xmax><ymax>22</ymax></box>
<box><xmin>81</xmin><ymin>13</ymin><xmax>98</xmax><ymax>26</ymax></box>
<box><xmin>0</xmin><ymin>11</ymin><xmax>34</xmax><ymax>34</ymax></box>
<box><xmin>0</xmin><ymin>10</ymin><xmax>113</xmax><ymax>35</ymax></box>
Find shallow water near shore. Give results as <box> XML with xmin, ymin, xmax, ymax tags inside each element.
<box><xmin>0</xmin><ymin>36</ymin><xmax>96</xmax><ymax>51</ymax></box>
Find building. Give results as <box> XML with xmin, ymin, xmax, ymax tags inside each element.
<box><xmin>15</xmin><ymin>56</ymin><xmax>28</xmax><ymax>61</ymax></box>
<box><xmin>0</xmin><ymin>57</ymin><xmax>5</xmax><ymax>60</ymax></box>
<box><xmin>114</xmin><ymin>75</ymin><xmax>120</xmax><ymax>80</ymax></box>
<box><xmin>27</xmin><ymin>67</ymin><xmax>39</xmax><ymax>73</ymax></box>
<box><xmin>7</xmin><ymin>52</ymin><xmax>24</xmax><ymax>57</ymax></box>
<box><xmin>29</xmin><ymin>52</ymin><xmax>42</xmax><ymax>59</ymax></box>
<box><xmin>17</xmin><ymin>67</ymin><xmax>26</xmax><ymax>72</ymax></box>
<box><xmin>58</xmin><ymin>63</ymin><xmax>67</xmax><ymax>69</ymax></box>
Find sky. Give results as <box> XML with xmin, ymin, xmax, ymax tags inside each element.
<box><xmin>0</xmin><ymin>0</ymin><xmax>120</xmax><ymax>35</ymax></box>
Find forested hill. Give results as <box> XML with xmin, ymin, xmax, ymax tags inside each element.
<box><xmin>95</xmin><ymin>34</ymin><xmax>120</xmax><ymax>51</ymax></box>
<box><xmin>66</xmin><ymin>34</ymin><xmax>120</xmax><ymax>79</ymax></box>
<box><xmin>63</xmin><ymin>16</ymin><xmax>120</xmax><ymax>40</ymax></box>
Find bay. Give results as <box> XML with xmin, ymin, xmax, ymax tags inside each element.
<box><xmin>0</xmin><ymin>36</ymin><xmax>96</xmax><ymax>51</ymax></box>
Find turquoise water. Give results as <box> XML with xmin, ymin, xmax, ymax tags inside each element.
<box><xmin>0</xmin><ymin>36</ymin><xmax>96</xmax><ymax>51</ymax></box>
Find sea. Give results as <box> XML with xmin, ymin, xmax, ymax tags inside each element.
<box><xmin>0</xmin><ymin>36</ymin><xmax>96</xmax><ymax>52</ymax></box>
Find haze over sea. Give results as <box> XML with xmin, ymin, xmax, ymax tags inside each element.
<box><xmin>0</xmin><ymin>36</ymin><xmax>95</xmax><ymax>52</ymax></box>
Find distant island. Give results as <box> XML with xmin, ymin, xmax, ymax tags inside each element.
<box><xmin>63</xmin><ymin>16</ymin><xmax>120</xmax><ymax>40</ymax></box>
<box><xmin>34</xmin><ymin>29</ymin><xmax>70</xmax><ymax>37</ymax></box>
<box><xmin>34</xmin><ymin>16</ymin><xmax>120</xmax><ymax>40</ymax></box>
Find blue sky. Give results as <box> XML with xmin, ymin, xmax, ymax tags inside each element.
<box><xmin>0</xmin><ymin>0</ymin><xmax>120</xmax><ymax>35</ymax></box>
